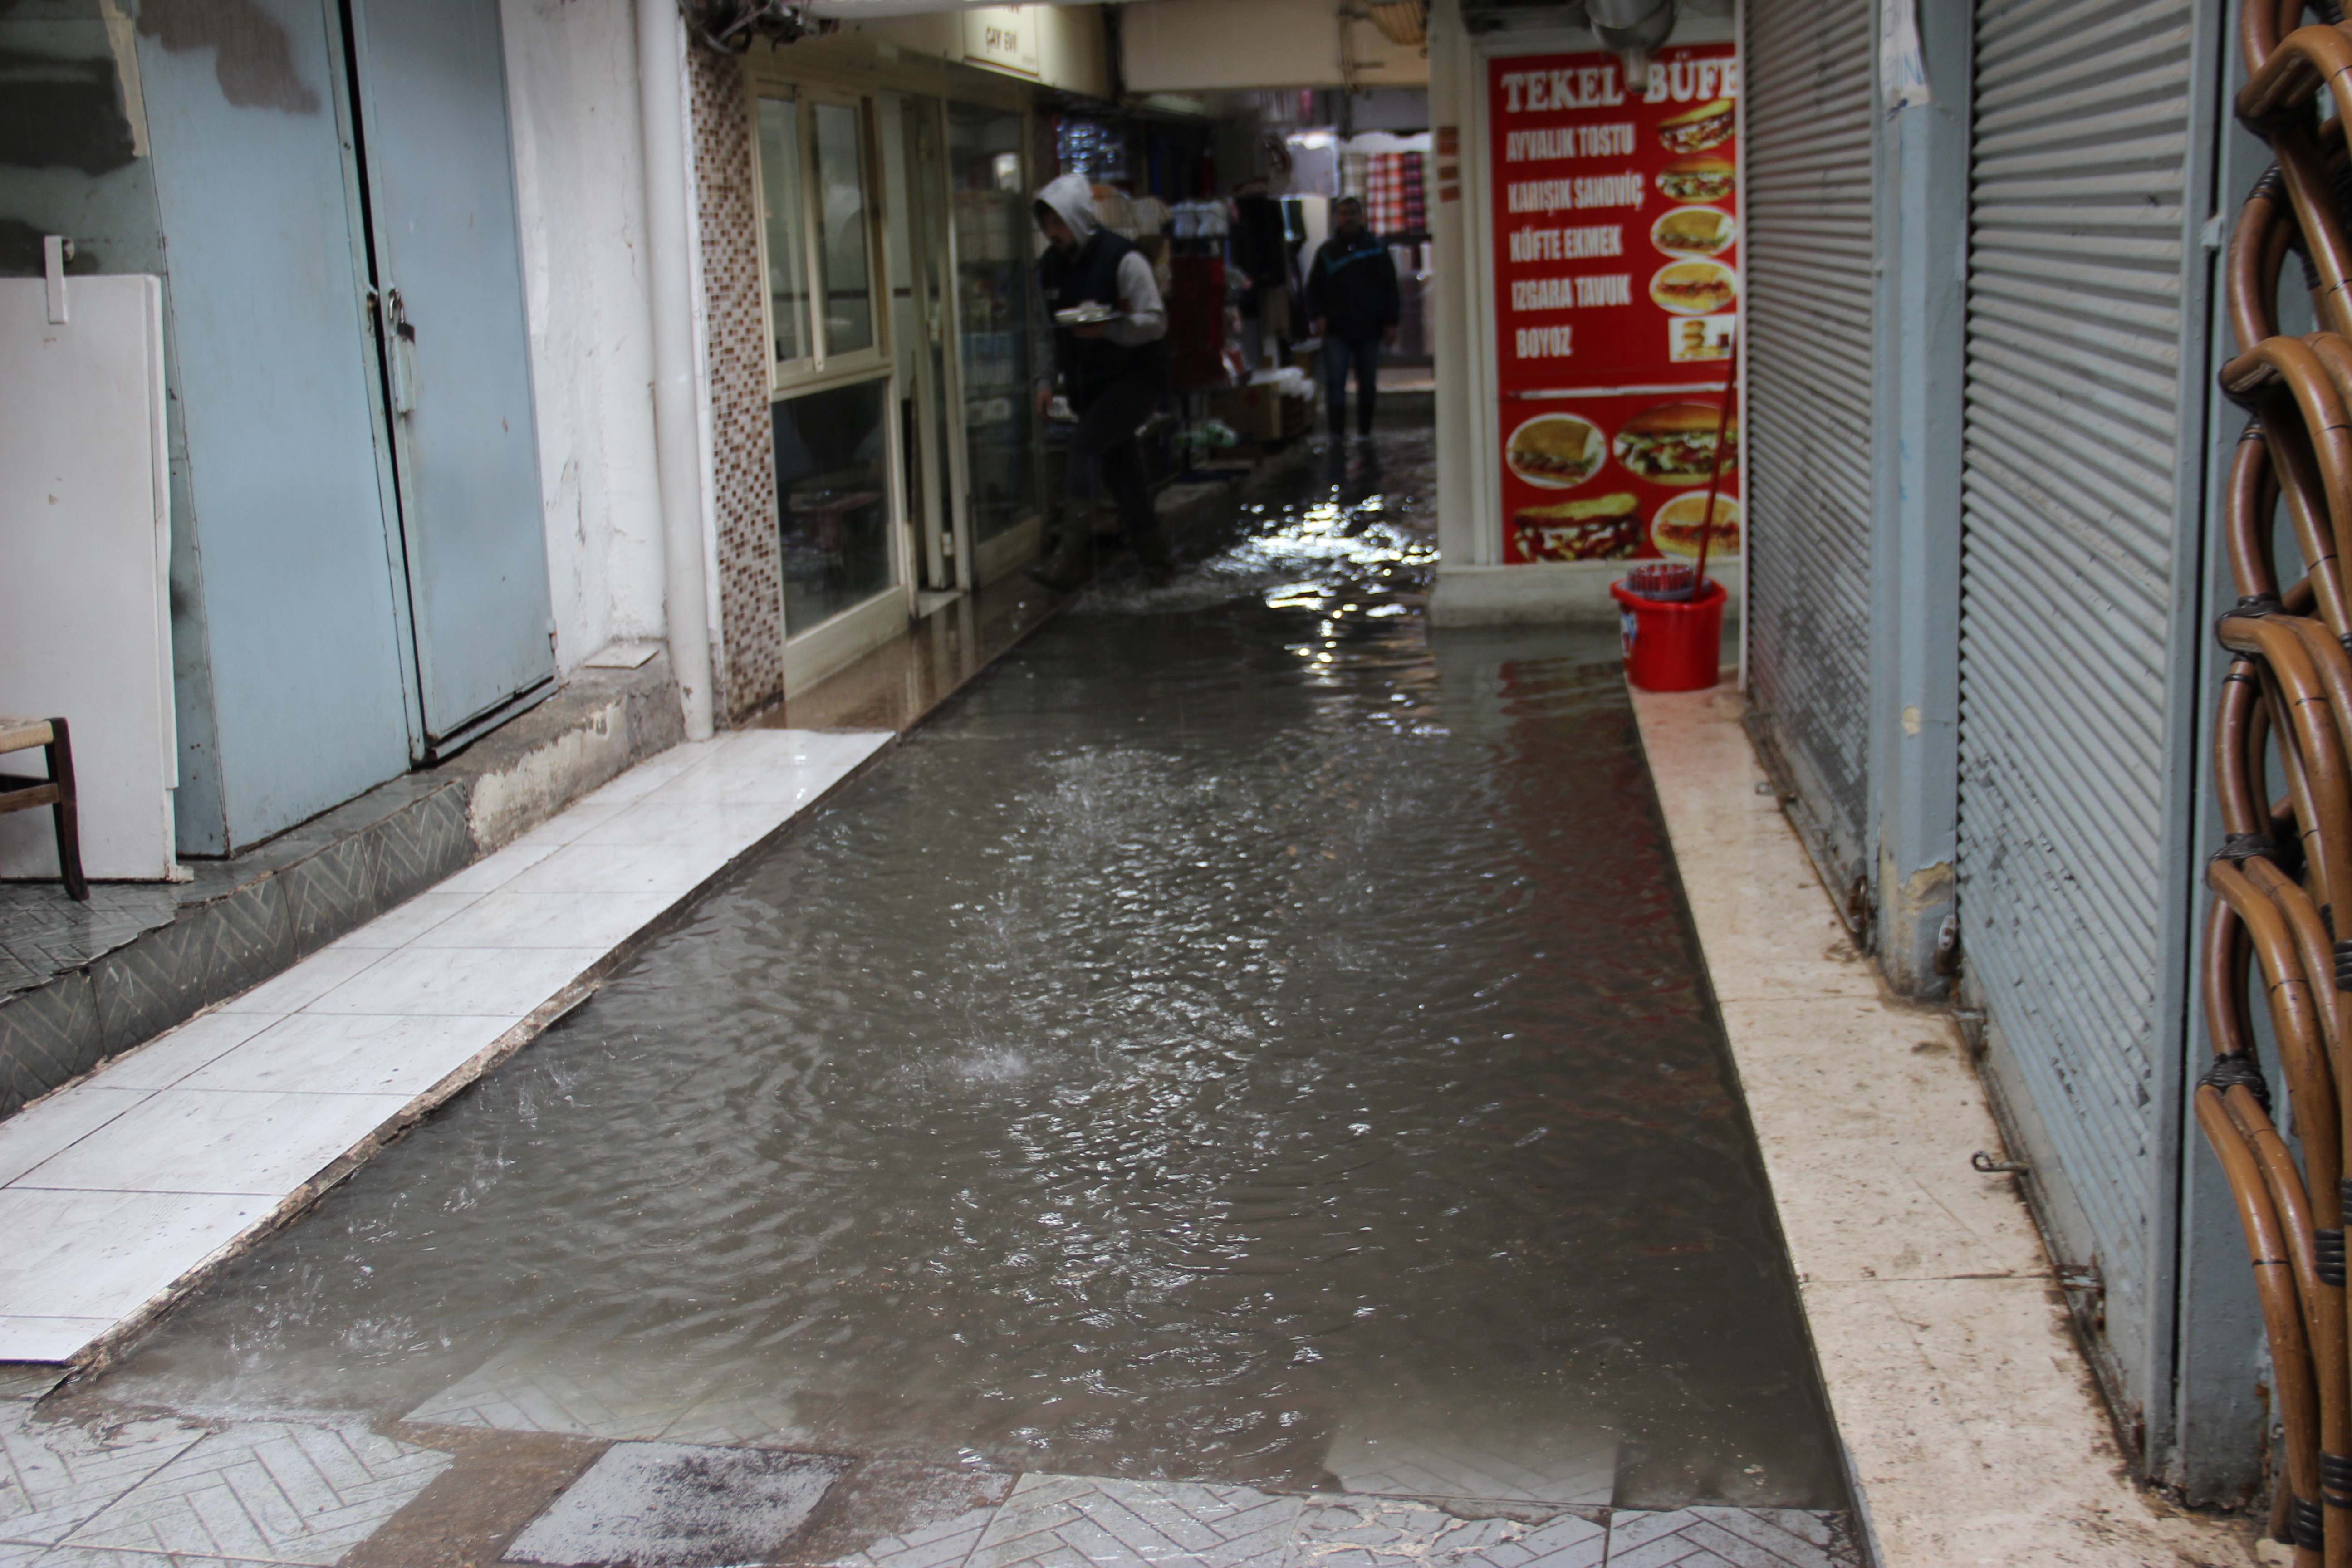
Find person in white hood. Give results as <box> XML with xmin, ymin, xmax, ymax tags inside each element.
<box><xmin>1030</xmin><ymin>172</ymin><xmax>1172</xmax><ymax>588</ymax></box>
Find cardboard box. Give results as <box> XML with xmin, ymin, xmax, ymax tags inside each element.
<box><xmin>1208</xmin><ymin>384</ymin><xmax>1285</xmax><ymax>441</ymax></box>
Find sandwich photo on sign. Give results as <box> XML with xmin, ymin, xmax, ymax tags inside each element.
<box><xmin>1656</xmin><ymin>155</ymin><xmax>1735</xmax><ymax>203</ymax></box>
<box><xmin>1650</xmin><ymin>260</ymin><xmax>1737</xmax><ymax>316</ymax></box>
<box><xmin>1505</xmin><ymin>412</ymin><xmax>1605</xmax><ymax>488</ymax></box>
<box><xmin>1657</xmin><ymin>98</ymin><xmax>1734</xmax><ymax>153</ymax></box>
<box><xmin>1651</xmin><ymin>493</ymin><xmax>1742</xmax><ymax>558</ymax></box>
<box><xmin>1651</xmin><ymin>206</ymin><xmax>1737</xmax><ymax>258</ymax></box>
<box><xmin>1614</xmin><ymin>402</ymin><xmax>1740</xmax><ymax>486</ymax></box>
<box><xmin>1513</xmin><ymin>493</ymin><xmax>1640</xmax><ymax>561</ymax></box>
<box><xmin>1669</xmin><ymin>314</ymin><xmax>1736</xmax><ymax>362</ymax></box>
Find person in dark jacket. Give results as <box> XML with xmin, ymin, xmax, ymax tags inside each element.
<box><xmin>1306</xmin><ymin>196</ymin><xmax>1401</xmax><ymax>440</ymax></box>
<box><xmin>1029</xmin><ymin>173</ymin><xmax>1172</xmax><ymax>589</ymax></box>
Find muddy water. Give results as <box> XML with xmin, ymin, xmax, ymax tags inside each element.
<box><xmin>99</xmin><ymin>429</ymin><xmax>1844</xmax><ymax>1510</ymax></box>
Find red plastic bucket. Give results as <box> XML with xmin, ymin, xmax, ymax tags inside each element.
<box><xmin>1610</xmin><ymin>577</ymin><xmax>1725</xmax><ymax>692</ymax></box>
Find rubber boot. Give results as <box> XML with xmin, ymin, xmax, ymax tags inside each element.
<box><xmin>1129</xmin><ymin>524</ymin><xmax>1176</xmax><ymax>588</ymax></box>
<box><xmin>1026</xmin><ymin>516</ymin><xmax>1093</xmax><ymax>591</ymax></box>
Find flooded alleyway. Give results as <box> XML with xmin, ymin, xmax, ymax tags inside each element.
<box><xmin>84</xmin><ymin>422</ymin><xmax>1844</xmax><ymax>1531</ymax></box>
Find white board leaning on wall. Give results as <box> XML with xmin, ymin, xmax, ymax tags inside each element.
<box><xmin>0</xmin><ymin>270</ymin><xmax>178</xmax><ymax>882</ymax></box>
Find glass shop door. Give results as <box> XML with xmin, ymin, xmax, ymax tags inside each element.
<box><xmin>947</xmin><ymin>103</ymin><xmax>1043</xmax><ymax>584</ymax></box>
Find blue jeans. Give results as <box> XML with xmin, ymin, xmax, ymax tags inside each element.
<box><xmin>1322</xmin><ymin>335</ymin><xmax>1381</xmax><ymax>436</ymax></box>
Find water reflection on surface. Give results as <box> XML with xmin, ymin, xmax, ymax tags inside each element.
<box><xmin>99</xmin><ymin>429</ymin><xmax>1843</xmax><ymax>1510</ymax></box>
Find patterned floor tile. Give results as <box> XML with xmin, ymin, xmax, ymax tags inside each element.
<box><xmin>1287</xmin><ymin>1498</ymin><xmax>1605</xmax><ymax>1568</ymax></box>
<box><xmin>969</xmin><ymin>1474</ymin><xmax>1304</xmax><ymax>1568</ymax></box>
<box><xmin>822</xmin><ymin>1503</ymin><xmax>1000</xmax><ymax>1568</ymax></box>
<box><xmin>0</xmin><ymin>1402</ymin><xmax>209</xmax><ymax>1546</ymax></box>
<box><xmin>1602</xmin><ymin>1509</ymin><xmax>1855</xmax><ymax>1568</ymax></box>
<box><xmin>7</xmin><ymin>1549</ymin><xmax>252</xmax><ymax>1568</ymax></box>
<box><xmin>61</xmin><ymin>1422</ymin><xmax>449</xmax><ymax>1566</ymax></box>
<box><xmin>799</xmin><ymin>1462</ymin><xmax>1016</xmax><ymax>1568</ymax></box>
<box><xmin>0</xmin><ymin>980</ymin><xmax>104</xmax><ymax>1117</ymax></box>
<box><xmin>659</xmin><ymin>1388</ymin><xmax>816</xmax><ymax>1449</ymax></box>
<box><xmin>1324</xmin><ymin>1425</ymin><xmax>1615</xmax><ymax>1507</ymax></box>
<box><xmin>0</xmin><ymin>884</ymin><xmax>179</xmax><ymax>991</ymax></box>
<box><xmin>0</xmin><ymin>1372</ymin><xmax>63</xmax><ymax>1404</ymax></box>
<box><xmin>403</xmin><ymin>1352</ymin><xmax>706</xmax><ymax>1441</ymax></box>
<box><xmin>1473</xmin><ymin>1512</ymin><xmax>1613</xmax><ymax>1568</ymax></box>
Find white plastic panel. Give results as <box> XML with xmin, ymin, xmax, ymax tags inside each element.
<box><xmin>0</xmin><ymin>275</ymin><xmax>176</xmax><ymax>882</ymax></box>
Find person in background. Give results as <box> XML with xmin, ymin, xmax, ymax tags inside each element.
<box><xmin>1029</xmin><ymin>173</ymin><xmax>1172</xmax><ymax>589</ymax></box>
<box><xmin>1306</xmin><ymin>196</ymin><xmax>1401</xmax><ymax>442</ymax></box>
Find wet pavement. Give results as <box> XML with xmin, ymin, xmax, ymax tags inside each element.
<box><xmin>15</xmin><ymin>424</ymin><xmax>1852</xmax><ymax>1564</ymax></box>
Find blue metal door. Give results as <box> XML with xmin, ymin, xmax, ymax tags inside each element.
<box><xmin>348</xmin><ymin>0</ymin><xmax>553</xmax><ymax>750</ymax></box>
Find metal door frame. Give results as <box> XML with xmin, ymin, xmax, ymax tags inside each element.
<box><xmin>2167</xmin><ymin>0</ymin><xmax>2291</xmax><ymax>1501</ymax></box>
<box><xmin>328</xmin><ymin>0</ymin><xmax>425</xmax><ymax>761</ymax></box>
<box><xmin>903</xmin><ymin>93</ymin><xmax>979</xmax><ymax>594</ymax></box>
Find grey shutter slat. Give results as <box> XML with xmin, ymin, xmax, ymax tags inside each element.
<box><xmin>1743</xmin><ymin>0</ymin><xmax>1876</xmax><ymax>887</ymax></box>
<box><xmin>1957</xmin><ymin>0</ymin><xmax>2193</xmax><ymax>1404</ymax></box>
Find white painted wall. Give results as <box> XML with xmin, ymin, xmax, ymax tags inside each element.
<box><xmin>785</xmin><ymin>6</ymin><xmax>1114</xmax><ymax>99</ymax></box>
<box><xmin>500</xmin><ymin>0</ymin><xmax>669</xmax><ymax>673</ymax></box>
<box><xmin>1120</xmin><ymin>0</ymin><xmax>1426</xmax><ymax>91</ymax></box>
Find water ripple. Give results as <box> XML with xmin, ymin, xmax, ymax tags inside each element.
<box><xmin>98</xmin><ymin>427</ymin><xmax>1839</xmax><ymax>1510</ymax></box>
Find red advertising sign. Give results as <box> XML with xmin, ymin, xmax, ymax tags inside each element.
<box><xmin>1489</xmin><ymin>44</ymin><xmax>1740</xmax><ymax>565</ymax></box>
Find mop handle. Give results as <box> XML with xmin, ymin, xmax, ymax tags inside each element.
<box><xmin>1688</xmin><ymin>330</ymin><xmax>1738</xmax><ymax>599</ymax></box>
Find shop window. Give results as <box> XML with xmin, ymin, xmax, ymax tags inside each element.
<box><xmin>753</xmin><ymin>91</ymin><xmax>885</xmax><ymax>380</ymax></box>
<box><xmin>811</xmin><ymin>102</ymin><xmax>876</xmax><ymax>357</ymax></box>
<box><xmin>755</xmin><ymin>98</ymin><xmax>812</xmax><ymax>367</ymax></box>
<box><xmin>774</xmin><ymin>376</ymin><xmax>892</xmax><ymax>635</ymax></box>
<box><xmin>948</xmin><ymin>104</ymin><xmax>1039</xmax><ymax>544</ymax></box>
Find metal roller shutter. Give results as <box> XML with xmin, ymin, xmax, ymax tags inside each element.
<box><xmin>1742</xmin><ymin>0</ymin><xmax>1877</xmax><ymax>905</ymax></box>
<box><xmin>1957</xmin><ymin>0</ymin><xmax>2196</xmax><ymax>1424</ymax></box>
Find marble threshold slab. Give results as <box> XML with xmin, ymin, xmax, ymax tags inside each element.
<box><xmin>1624</xmin><ymin>673</ymin><xmax>2253</xmax><ymax>1568</ymax></box>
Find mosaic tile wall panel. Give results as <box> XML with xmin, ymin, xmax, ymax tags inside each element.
<box><xmin>688</xmin><ymin>46</ymin><xmax>786</xmax><ymax>722</ymax></box>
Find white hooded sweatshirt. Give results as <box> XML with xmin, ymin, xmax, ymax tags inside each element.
<box><xmin>1035</xmin><ymin>172</ymin><xmax>1167</xmax><ymax>355</ymax></box>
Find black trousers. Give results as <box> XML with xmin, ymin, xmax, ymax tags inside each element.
<box><xmin>1068</xmin><ymin>377</ymin><xmax>1163</xmax><ymax>558</ymax></box>
<box><xmin>1323</xmin><ymin>334</ymin><xmax>1381</xmax><ymax>436</ymax></box>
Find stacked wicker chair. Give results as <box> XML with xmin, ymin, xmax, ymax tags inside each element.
<box><xmin>2204</xmin><ymin>5</ymin><xmax>2352</xmax><ymax>1563</ymax></box>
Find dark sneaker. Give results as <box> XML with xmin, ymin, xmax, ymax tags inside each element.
<box><xmin>1024</xmin><ymin>559</ymin><xmax>1087</xmax><ymax>592</ymax></box>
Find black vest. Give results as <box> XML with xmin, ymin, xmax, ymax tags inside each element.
<box><xmin>1038</xmin><ymin>229</ymin><xmax>1170</xmax><ymax>389</ymax></box>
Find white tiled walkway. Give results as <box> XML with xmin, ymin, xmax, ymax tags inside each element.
<box><xmin>0</xmin><ymin>730</ymin><xmax>889</xmax><ymax>1366</ymax></box>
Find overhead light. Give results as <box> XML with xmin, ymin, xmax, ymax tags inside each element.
<box><xmin>1583</xmin><ymin>0</ymin><xmax>1673</xmax><ymax>79</ymax></box>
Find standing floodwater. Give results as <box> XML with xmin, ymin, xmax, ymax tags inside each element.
<box><xmin>98</xmin><ymin>428</ymin><xmax>1843</xmax><ymax>1511</ymax></box>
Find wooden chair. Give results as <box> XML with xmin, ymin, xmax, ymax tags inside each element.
<box><xmin>0</xmin><ymin>718</ymin><xmax>88</xmax><ymax>901</ymax></box>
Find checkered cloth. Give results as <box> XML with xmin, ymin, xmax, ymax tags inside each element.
<box><xmin>1350</xmin><ymin>153</ymin><xmax>1427</xmax><ymax>236</ymax></box>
